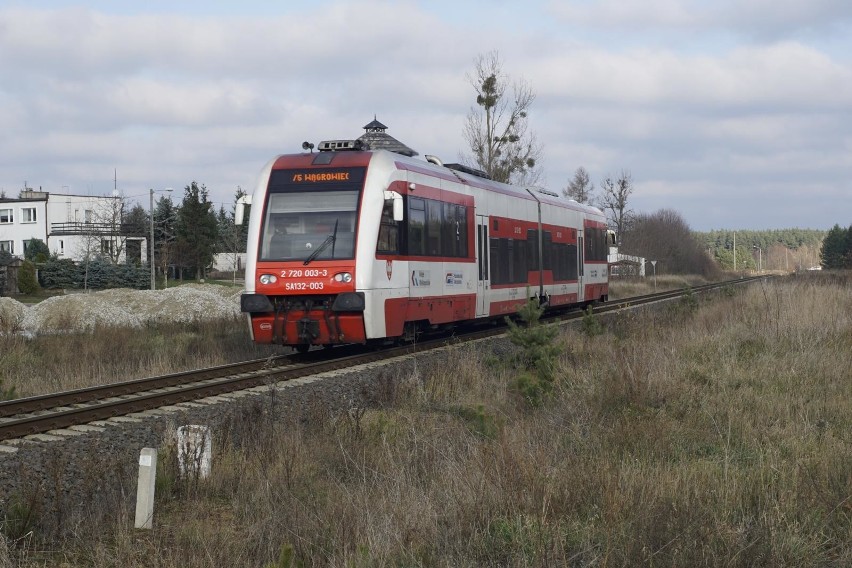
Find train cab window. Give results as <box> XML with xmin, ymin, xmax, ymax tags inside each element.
<box><xmin>377</xmin><ymin>199</ymin><xmax>399</xmax><ymax>254</ymax></box>
<box><xmin>261</xmin><ymin>190</ymin><xmax>359</xmax><ymax>261</ymax></box>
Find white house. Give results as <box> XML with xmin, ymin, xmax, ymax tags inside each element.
<box><xmin>0</xmin><ymin>190</ymin><xmax>145</xmax><ymax>263</ymax></box>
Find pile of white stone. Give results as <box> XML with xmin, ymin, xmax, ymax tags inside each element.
<box><xmin>0</xmin><ymin>284</ymin><xmax>243</xmax><ymax>334</ymax></box>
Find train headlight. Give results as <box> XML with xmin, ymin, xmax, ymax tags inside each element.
<box><xmin>333</xmin><ymin>272</ymin><xmax>352</xmax><ymax>283</ymax></box>
<box><xmin>259</xmin><ymin>274</ymin><xmax>278</xmax><ymax>285</ymax></box>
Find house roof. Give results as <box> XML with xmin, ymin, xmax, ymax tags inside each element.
<box><xmin>356</xmin><ymin>117</ymin><xmax>418</xmax><ymax>157</ymax></box>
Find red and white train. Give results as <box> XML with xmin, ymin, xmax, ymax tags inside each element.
<box><xmin>238</xmin><ymin>139</ymin><xmax>612</xmax><ymax>351</ymax></box>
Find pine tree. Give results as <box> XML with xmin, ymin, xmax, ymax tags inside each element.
<box><xmin>820</xmin><ymin>225</ymin><xmax>846</xmax><ymax>269</ymax></box>
<box><xmin>506</xmin><ymin>296</ymin><xmax>561</xmax><ymax>405</ymax></box>
<box><xmin>18</xmin><ymin>260</ymin><xmax>40</xmax><ymax>295</ymax></box>
<box><xmin>175</xmin><ymin>182</ymin><xmax>219</xmax><ymax>280</ymax></box>
<box><xmin>153</xmin><ymin>194</ymin><xmax>178</xmax><ymax>280</ymax></box>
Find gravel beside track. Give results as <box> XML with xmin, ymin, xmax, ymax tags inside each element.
<box><xmin>1</xmin><ymin>284</ymin><xmax>243</xmax><ymax>333</ymax></box>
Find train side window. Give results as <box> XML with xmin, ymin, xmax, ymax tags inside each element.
<box><xmin>489</xmin><ymin>238</ymin><xmax>503</xmax><ymax>284</ymax></box>
<box><xmin>527</xmin><ymin>229</ymin><xmax>538</xmax><ymax>274</ymax></box>
<box><xmin>553</xmin><ymin>243</ymin><xmax>566</xmax><ymax>280</ymax></box>
<box><xmin>586</xmin><ymin>228</ymin><xmax>606</xmax><ymax>261</ymax></box>
<box><xmin>426</xmin><ymin>200</ymin><xmax>442</xmax><ymax>256</ymax></box>
<box><xmin>511</xmin><ymin>239</ymin><xmax>526</xmax><ymax>284</ymax></box>
<box><xmin>408</xmin><ymin>197</ymin><xmax>426</xmax><ymax>256</ymax></box>
<box><xmin>543</xmin><ymin>231</ymin><xmax>553</xmax><ymax>270</ymax></box>
<box><xmin>567</xmin><ymin>244</ymin><xmax>578</xmax><ymax>280</ymax></box>
<box><xmin>585</xmin><ymin>229</ymin><xmax>594</xmax><ymax>260</ymax></box>
<box><xmin>441</xmin><ymin>203</ymin><xmax>468</xmax><ymax>258</ymax></box>
<box><xmin>458</xmin><ymin>206</ymin><xmax>468</xmax><ymax>257</ymax></box>
<box><xmin>377</xmin><ymin>199</ymin><xmax>399</xmax><ymax>254</ymax></box>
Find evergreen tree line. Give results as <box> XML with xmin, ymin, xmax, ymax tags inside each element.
<box><xmin>694</xmin><ymin>228</ymin><xmax>826</xmax><ymax>272</ymax></box>
<box><xmin>819</xmin><ymin>224</ymin><xmax>852</xmax><ymax>269</ymax></box>
<box><xmin>150</xmin><ymin>182</ymin><xmax>247</xmax><ymax>281</ymax></box>
<box><xmin>694</xmin><ymin>228</ymin><xmax>826</xmax><ymax>253</ymax></box>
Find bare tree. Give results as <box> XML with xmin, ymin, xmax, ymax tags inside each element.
<box><xmin>599</xmin><ymin>170</ymin><xmax>634</xmax><ymax>246</ymax></box>
<box><xmin>621</xmin><ymin>209</ymin><xmax>719</xmax><ymax>277</ymax></box>
<box><xmin>78</xmin><ymin>194</ymin><xmax>133</xmax><ymax>265</ymax></box>
<box><xmin>462</xmin><ymin>50</ymin><xmax>542</xmax><ymax>185</ymax></box>
<box><xmin>216</xmin><ymin>187</ymin><xmax>248</xmax><ymax>284</ymax></box>
<box><xmin>564</xmin><ymin>166</ymin><xmax>595</xmax><ymax>203</ymax></box>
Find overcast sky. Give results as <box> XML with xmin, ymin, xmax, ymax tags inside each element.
<box><xmin>1</xmin><ymin>0</ymin><xmax>850</xmax><ymax>231</ymax></box>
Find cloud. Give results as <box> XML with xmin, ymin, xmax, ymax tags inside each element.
<box><xmin>0</xmin><ymin>2</ymin><xmax>849</xmax><ymax>230</ymax></box>
<box><xmin>546</xmin><ymin>0</ymin><xmax>852</xmax><ymax>39</ymax></box>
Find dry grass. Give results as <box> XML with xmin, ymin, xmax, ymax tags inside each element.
<box><xmin>0</xmin><ymin>318</ymin><xmax>279</xmax><ymax>397</ymax></box>
<box><xmin>4</xmin><ymin>273</ymin><xmax>852</xmax><ymax>566</ymax></box>
<box><xmin>608</xmin><ymin>273</ymin><xmax>712</xmax><ymax>299</ymax></box>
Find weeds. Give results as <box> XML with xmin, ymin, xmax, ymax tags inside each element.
<box><xmin>451</xmin><ymin>404</ymin><xmax>501</xmax><ymax>439</ymax></box>
<box><xmin>0</xmin><ymin>377</ymin><xmax>15</xmax><ymax>401</ymax></box>
<box><xmin>5</xmin><ymin>274</ymin><xmax>852</xmax><ymax>566</ymax></box>
<box><xmin>0</xmin><ymin>317</ymin><xmax>279</xmax><ymax>398</ymax></box>
<box><xmin>581</xmin><ymin>305</ymin><xmax>604</xmax><ymax>337</ymax></box>
<box><xmin>1</xmin><ymin>489</ymin><xmax>41</xmax><ymax>545</ymax></box>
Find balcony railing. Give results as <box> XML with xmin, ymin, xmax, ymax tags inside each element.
<box><xmin>50</xmin><ymin>222</ymin><xmax>147</xmax><ymax>237</ymax></box>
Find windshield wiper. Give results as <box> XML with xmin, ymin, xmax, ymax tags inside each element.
<box><xmin>303</xmin><ymin>219</ymin><xmax>339</xmax><ymax>266</ymax></box>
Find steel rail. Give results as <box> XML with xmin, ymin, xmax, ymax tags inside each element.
<box><xmin>0</xmin><ymin>355</ymin><xmax>292</xmax><ymax>419</ymax></box>
<box><xmin>0</xmin><ymin>275</ymin><xmax>770</xmax><ymax>442</ymax></box>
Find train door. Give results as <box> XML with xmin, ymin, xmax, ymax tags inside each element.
<box><xmin>476</xmin><ymin>215</ymin><xmax>490</xmax><ymax>317</ymax></box>
<box><xmin>577</xmin><ymin>231</ymin><xmax>585</xmax><ymax>302</ymax></box>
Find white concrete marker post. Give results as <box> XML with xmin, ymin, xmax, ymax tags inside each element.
<box><xmin>177</xmin><ymin>425</ymin><xmax>212</xmax><ymax>479</ymax></box>
<box><xmin>134</xmin><ymin>447</ymin><xmax>158</xmax><ymax>529</ymax></box>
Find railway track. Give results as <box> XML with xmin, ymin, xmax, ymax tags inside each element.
<box><xmin>0</xmin><ymin>276</ymin><xmax>768</xmax><ymax>443</ymax></box>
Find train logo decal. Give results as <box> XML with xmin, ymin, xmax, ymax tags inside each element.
<box><xmin>411</xmin><ymin>270</ymin><xmax>431</xmax><ymax>287</ymax></box>
<box><xmin>386</xmin><ymin>260</ymin><xmax>393</xmax><ymax>280</ymax></box>
<box><xmin>446</xmin><ymin>272</ymin><xmax>462</xmax><ymax>286</ymax></box>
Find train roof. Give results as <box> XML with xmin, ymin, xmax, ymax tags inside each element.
<box><xmin>386</xmin><ymin>150</ymin><xmax>606</xmax><ymax>218</ymax></box>
<box><xmin>269</xmin><ymin>143</ymin><xmax>606</xmax><ymax>219</ymax></box>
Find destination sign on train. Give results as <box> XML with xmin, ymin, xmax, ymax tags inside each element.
<box><xmin>269</xmin><ymin>167</ymin><xmax>365</xmax><ymax>188</ymax></box>
<box><xmin>291</xmin><ymin>171</ymin><xmax>350</xmax><ymax>183</ymax></box>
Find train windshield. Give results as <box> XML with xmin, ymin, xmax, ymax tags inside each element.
<box><xmin>260</xmin><ymin>168</ymin><xmax>364</xmax><ymax>262</ymax></box>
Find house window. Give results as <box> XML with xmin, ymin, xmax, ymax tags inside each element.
<box><xmin>85</xmin><ymin>209</ymin><xmax>94</xmax><ymax>223</ymax></box>
<box><xmin>101</xmin><ymin>239</ymin><xmax>114</xmax><ymax>256</ymax></box>
<box><xmin>59</xmin><ymin>240</ymin><xmax>65</xmax><ymax>255</ymax></box>
<box><xmin>0</xmin><ymin>240</ymin><xmax>13</xmax><ymax>254</ymax></box>
<box><xmin>0</xmin><ymin>208</ymin><xmax>12</xmax><ymax>224</ymax></box>
<box><xmin>22</xmin><ymin>207</ymin><xmax>37</xmax><ymax>223</ymax></box>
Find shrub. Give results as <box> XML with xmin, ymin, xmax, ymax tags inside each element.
<box><xmin>0</xmin><ymin>376</ymin><xmax>16</xmax><ymax>401</ymax></box>
<box><xmin>581</xmin><ymin>305</ymin><xmax>604</xmax><ymax>336</ymax></box>
<box><xmin>506</xmin><ymin>296</ymin><xmax>561</xmax><ymax>405</ymax></box>
<box><xmin>39</xmin><ymin>258</ymin><xmax>80</xmax><ymax>289</ymax></box>
<box><xmin>41</xmin><ymin>258</ymin><xmax>149</xmax><ymax>290</ymax></box>
<box><xmin>23</xmin><ymin>238</ymin><xmax>50</xmax><ymax>263</ymax></box>
<box><xmin>18</xmin><ymin>260</ymin><xmax>40</xmax><ymax>295</ymax></box>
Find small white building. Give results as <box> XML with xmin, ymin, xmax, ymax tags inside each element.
<box><xmin>608</xmin><ymin>247</ymin><xmax>646</xmax><ymax>277</ymax></box>
<box><xmin>0</xmin><ymin>190</ymin><xmax>145</xmax><ymax>263</ymax></box>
